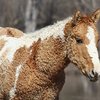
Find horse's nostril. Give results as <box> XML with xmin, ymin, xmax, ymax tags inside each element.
<box><xmin>92</xmin><ymin>70</ymin><xmax>95</xmax><ymax>75</ymax></box>
<box><xmin>88</xmin><ymin>71</ymin><xmax>98</xmax><ymax>82</ymax></box>
<box><xmin>91</xmin><ymin>70</ymin><xmax>98</xmax><ymax>77</ymax></box>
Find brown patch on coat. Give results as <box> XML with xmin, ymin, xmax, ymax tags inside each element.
<box><xmin>0</xmin><ymin>27</ymin><xmax>24</xmax><ymax>38</ymax></box>
<box><xmin>35</xmin><ymin>37</ymin><xmax>66</xmax><ymax>76</ymax></box>
<box><xmin>12</xmin><ymin>46</ymin><xmax>30</xmax><ymax>67</ymax></box>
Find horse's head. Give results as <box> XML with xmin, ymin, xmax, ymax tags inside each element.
<box><xmin>64</xmin><ymin>9</ymin><xmax>100</xmax><ymax>82</ymax></box>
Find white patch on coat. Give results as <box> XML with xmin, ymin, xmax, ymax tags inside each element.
<box><xmin>86</xmin><ymin>26</ymin><xmax>100</xmax><ymax>75</ymax></box>
<box><xmin>0</xmin><ymin>35</ymin><xmax>34</xmax><ymax>63</ymax></box>
<box><xmin>27</xmin><ymin>17</ymin><xmax>72</xmax><ymax>41</ymax></box>
<box><xmin>9</xmin><ymin>65</ymin><xmax>22</xmax><ymax>100</ymax></box>
<box><xmin>0</xmin><ymin>17</ymin><xmax>72</xmax><ymax>63</ymax></box>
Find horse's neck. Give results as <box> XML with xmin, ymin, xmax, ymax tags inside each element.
<box><xmin>26</xmin><ymin>17</ymin><xmax>72</xmax><ymax>77</ymax></box>
<box><xmin>29</xmin><ymin>38</ymin><xmax>69</xmax><ymax>80</ymax></box>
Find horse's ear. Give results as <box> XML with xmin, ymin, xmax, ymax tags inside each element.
<box><xmin>91</xmin><ymin>9</ymin><xmax>100</xmax><ymax>23</ymax></box>
<box><xmin>72</xmin><ymin>11</ymin><xmax>81</xmax><ymax>26</ymax></box>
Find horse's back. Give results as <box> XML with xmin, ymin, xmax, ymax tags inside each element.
<box><xmin>0</xmin><ymin>27</ymin><xmax>24</xmax><ymax>38</ymax></box>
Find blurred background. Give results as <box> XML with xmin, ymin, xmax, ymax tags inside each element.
<box><xmin>0</xmin><ymin>0</ymin><xmax>100</xmax><ymax>100</ymax></box>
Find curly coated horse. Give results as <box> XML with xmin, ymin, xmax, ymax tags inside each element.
<box><xmin>0</xmin><ymin>9</ymin><xmax>100</xmax><ymax>100</ymax></box>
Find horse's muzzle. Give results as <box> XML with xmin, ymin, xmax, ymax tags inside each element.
<box><xmin>88</xmin><ymin>71</ymin><xmax>98</xmax><ymax>82</ymax></box>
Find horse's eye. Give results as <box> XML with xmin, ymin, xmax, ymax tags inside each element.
<box><xmin>76</xmin><ymin>38</ymin><xmax>83</xmax><ymax>44</ymax></box>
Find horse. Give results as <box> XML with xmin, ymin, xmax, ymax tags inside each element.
<box><xmin>0</xmin><ymin>9</ymin><xmax>100</xmax><ymax>100</ymax></box>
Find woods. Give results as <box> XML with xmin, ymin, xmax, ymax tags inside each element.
<box><xmin>0</xmin><ymin>0</ymin><xmax>100</xmax><ymax>32</ymax></box>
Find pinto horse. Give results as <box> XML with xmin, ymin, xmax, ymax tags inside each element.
<box><xmin>0</xmin><ymin>9</ymin><xmax>100</xmax><ymax>100</ymax></box>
